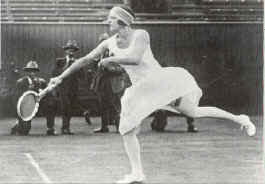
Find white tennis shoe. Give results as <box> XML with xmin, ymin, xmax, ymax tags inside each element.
<box><xmin>239</xmin><ymin>115</ymin><xmax>256</xmax><ymax>137</ymax></box>
<box><xmin>115</xmin><ymin>173</ymin><xmax>146</xmax><ymax>184</ymax></box>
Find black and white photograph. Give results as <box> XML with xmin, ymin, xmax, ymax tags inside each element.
<box><xmin>0</xmin><ymin>0</ymin><xmax>264</xmax><ymax>183</ymax></box>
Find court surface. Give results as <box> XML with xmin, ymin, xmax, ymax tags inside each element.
<box><xmin>0</xmin><ymin>115</ymin><xmax>263</xmax><ymax>184</ymax></box>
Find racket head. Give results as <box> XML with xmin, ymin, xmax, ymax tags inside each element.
<box><xmin>17</xmin><ymin>90</ymin><xmax>39</xmax><ymax>121</ymax></box>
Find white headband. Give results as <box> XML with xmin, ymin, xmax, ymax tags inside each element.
<box><xmin>110</xmin><ymin>6</ymin><xmax>134</xmax><ymax>25</ymax></box>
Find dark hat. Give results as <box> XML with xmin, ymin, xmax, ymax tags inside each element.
<box><xmin>63</xmin><ymin>40</ymin><xmax>79</xmax><ymax>51</ymax></box>
<box><xmin>23</xmin><ymin>61</ymin><xmax>40</xmax><ymax>72</ymax></box>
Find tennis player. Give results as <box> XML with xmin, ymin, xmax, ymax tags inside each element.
<box><xmin>49</xmin><ymin>5</ymin><xmax>256</xmax><ymax>183</ymax></box>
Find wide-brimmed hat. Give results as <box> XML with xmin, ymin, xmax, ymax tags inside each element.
<box><xmin>63</xmin><ymin>40</ymin><xmax>79</xmax><ymax>51</ymax></box>
<box><xmin>23</xmin><ymin>61</ymin><xmax>40</xmax><ymax>72</ymax></box>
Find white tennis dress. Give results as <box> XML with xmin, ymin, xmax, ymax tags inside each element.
<box><xmin>107</xmin><ymin>29</ymin><xmax>202</xmax><ymax>135</ymax></box>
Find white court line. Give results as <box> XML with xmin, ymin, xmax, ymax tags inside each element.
<box><xmin>24</xmin><ymin>153</ymin><xmax>52</xmax><ymax>184</ymax></box>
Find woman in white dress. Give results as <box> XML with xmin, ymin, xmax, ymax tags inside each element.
<box><xmin>49</xmin><ymin>5</ymin><xmax>256</xmax><ymax>184</ymax></box>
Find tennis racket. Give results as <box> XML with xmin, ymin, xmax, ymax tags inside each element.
<box><xmin>17</xmin><ymin>84</ymin><xmax>56</xmax><ymax>121</ymax></box>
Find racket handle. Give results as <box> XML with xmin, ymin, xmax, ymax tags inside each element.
<box><xmin>39</xmin><ymin>84</ymin><xmax>56</xmax><ymax>99</ymax></box>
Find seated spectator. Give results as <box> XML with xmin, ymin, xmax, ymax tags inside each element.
<box><xmin>11</xmin><ymin>61</ymin><xmax>57</xmax><ymax>136</ymax></box>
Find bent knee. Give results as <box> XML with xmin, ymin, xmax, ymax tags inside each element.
<box><xmin>177</xmin><ymin>103</ymin><xmax>199</xmax><ymax>118</ymax></box>
<box><xmin>181</xmin><ymin>109</ymin><xmax>197</xmax><ymax>118</ymax></box>
<box><xmin>119</xmin><ymin>116</ymin><xmax>140</xmax><ymax>136</ymax></box>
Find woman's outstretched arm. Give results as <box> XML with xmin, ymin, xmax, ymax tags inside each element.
<box><xmin>50</xmin><ymin>40</ymin><xmax>109</xmax><ymax>85</ymax></box>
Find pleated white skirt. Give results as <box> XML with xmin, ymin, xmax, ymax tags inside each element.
<box><xmin>119</xmin><ymin>67</ymin><xmax>202</xmax><ymax>135</ymax></box>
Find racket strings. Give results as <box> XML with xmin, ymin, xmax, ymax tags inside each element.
<box><xmin>19</xmin><ymin>94</ymin><xmax>37</xmax><ymax>119</ymax></box>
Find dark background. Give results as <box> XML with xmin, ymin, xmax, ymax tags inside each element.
<box><xmin>0</xmin><ymin>22</ymin><xmax>263</xmax><ymax>117</ymax></box>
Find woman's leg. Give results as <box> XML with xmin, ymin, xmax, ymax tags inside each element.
<box><xmin>175</xmin><ymin>91</ymin><xmax>256</xmax><ymax>136</ymax></box>
<box><xmin>123</xmin><ymin>127</ymin><xmax>144</xmax><ymax>177</ymax></box>
<box><xmin>116</xmin><ymin>125</ymin><xmax>145</xmax><ymax>183</ymax></box>
<box><xmin>179</xmin><ymin>97</ymin><xmax>239</xmax><ymax>121</ymax></box>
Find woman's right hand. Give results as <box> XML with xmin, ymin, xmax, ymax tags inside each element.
<box><xmin>38</xmin><ymin>77</ymin><xmax>62</xmax><ymax>99</ymax></box>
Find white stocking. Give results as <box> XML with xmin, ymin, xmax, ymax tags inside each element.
<box><xmin>194</xmin><ymin>106</ymin><xmax>240</xmax><ymax>123</ymax></box>
<box><xmin>122</xmin><ymin>128</ymin><xmax>144</xmax><ymax>177</ymax></box>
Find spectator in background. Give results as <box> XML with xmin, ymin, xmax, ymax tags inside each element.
<box><xmin>151</xmin><ymin>110</ymin><xmax>198</xmax><ymax>133</ymax></box>
<box><xmin>91</xmin><ymin>33</ymin><xmax>131</xmax><ymax>133</ymax></box>
<box><xmin>52</xmin><ymin>40</ymin><xmax>91</xmax><ymax>135</ymax></box>
<box><xmin>11</xmin><ymin>61</ymin><xmax>57</xmax><ymax>136</ymax></box>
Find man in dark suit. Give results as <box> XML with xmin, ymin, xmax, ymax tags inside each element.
<box><xmin>91</xmin><ymin>33</ymin><xmax>131</xmax><ymax>133</ymax></box>
<box><xmin>10</xmin><ymin>61</ymin><xmax>57</xmax><ymax>136</ymax></box>
<box><xmin>92</xmin><ymin>60</ymin><xmax>132</xmax><ymax>133</ymax></box>
<box><xmin>52</xmin><ymin>40</ymin><xmax>91</xmax><ymax>135</ymax></box>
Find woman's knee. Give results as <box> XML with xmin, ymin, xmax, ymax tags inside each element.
<box><xmin>177</xmin><ymin>91</ymin><xmax>202</xmax><ymax>117</ymax></box>
<box><xmin>177</xmin><ymin>100</ymin><xmax>198</xmax><ymax>118</ymax></box>
<box><xmin>119</xmin><ymin>116</ymin><xmax>140</xmax><ymax>136</ymax></box>
<box><xmin>122</xmin><ymin>128</ymin><xmax>137</xmax><ymax>140</ymax></box>
<box><xmin>119</xmin><ymin>116</ymin><xmax>128</xmax><ymax>134</ymax></box>
<box><xmin>181</xmin><ymin>108</ymin><xmax>197</xmax><ymax>118</ymax></box>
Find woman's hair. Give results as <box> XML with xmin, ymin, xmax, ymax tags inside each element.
<box><xmin>118</xmin><ymin>5</ymin><xmax>135</xmax><ymax>19</ymax></box>
<box><xmin>116</xmin><ymin>5</ymin><xmax>135</xmax><ymax>26</ymax></box>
